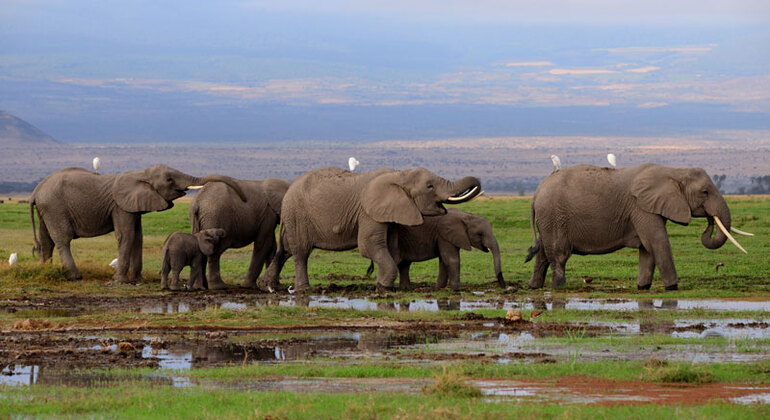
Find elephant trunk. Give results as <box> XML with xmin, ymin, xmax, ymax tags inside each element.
<box><xmin>488</xmin><ymin>238</ymin><xmax>505</xmax><ymax>288</ymax></box>
<box><xmin>701</xmin><ymin>198</ymin><xmax>730</xmax><ymax>250</ymax></box>
<box><xmin>444</xmin><ymin>176</ymin><xmax>482</xmax><ymax>204</ymax></box>
<box><xmin>188</xmin><ymin>174</ymin><xmax>248</xmax><ymax>202</ymax></box>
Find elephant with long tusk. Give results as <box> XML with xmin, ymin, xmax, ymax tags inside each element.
<box><xmin>525</xmin><ymin>163</ymin><xmax>751</xmax><ymax>291</ymax></box>
<box><xmin>30</xmin><ymin>164</ymin><xmax>246</xmax><ymax>283</ymax></box>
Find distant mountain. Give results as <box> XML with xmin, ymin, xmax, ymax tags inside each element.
<box><xmin>0</xmin><ymin>111</ymin><xmax>60</xmax><ymax>146</ymax></box>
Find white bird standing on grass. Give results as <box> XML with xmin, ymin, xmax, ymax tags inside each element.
<box><xmin>348</xmin><ymin>157</ymin><xmax>360</xmax><ymax>171</ymax></box>
<box><xmin>109</xmin><ymin>258</ymin><xmax>118</xmax><ymax>268</ymax></box>
<box><xmin>607</xmin><ymin>153</ymin><xmax>617</xmax><ymax>168</ymax></box>
<box><xmin>9</xmin><ymin>253</ymin><xmax>18</xmax><ymax>265</ymax></box>
<box><xmin>550</xmin><ymin>155</ymin><xmax>561</xmax><ymax>172</ymax></box>
<box><xmin>93</xmin><ymin>157</ymin><xmax>101</xmax><ymax>173</ymax></box>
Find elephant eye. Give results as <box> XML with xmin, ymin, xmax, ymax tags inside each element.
<box><xmin>427</xmin><ymin>184</ymin><xmax>434</xmax><ymax>190</ymax></box>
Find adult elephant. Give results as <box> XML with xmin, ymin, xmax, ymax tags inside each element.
<box><xmin>30</xmin><ymin>165</ymin><xmax>247</xmax><ymax>283</ymax></box>
<box><xmin>189</xmin><ymin>178</ymin><xmax>290</xmax><ymax>290</ymax></box>
<box><xmin>366</xmin><ymin>208</ymin><xmax>504</xmax><ymax>291</ymax></box>
<box><xmin>526</xmin><ymin>163</ymin><xmax>751</xmax><ymax>290</ymax></box>
<box><xmin>258</xmin><ymin>167</ymin><xmax>482</xmax><ymax>292</ymax></box>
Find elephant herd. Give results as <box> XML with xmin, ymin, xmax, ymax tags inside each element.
<box><xmin>28</xmin><ymin>162</ymin><xmax>752</xmax><ymax>293</ymax></box>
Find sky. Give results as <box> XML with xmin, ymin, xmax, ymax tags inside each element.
<box><xmin>1</xmin><ymin>0</ymin><xmax>769</xmax><ymax>142</ymax></box>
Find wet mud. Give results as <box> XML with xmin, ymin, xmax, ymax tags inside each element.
<box><xmin>1</xmin><ymin>295</ymin><xmax>768</xmax><ymax>405</ymax></box>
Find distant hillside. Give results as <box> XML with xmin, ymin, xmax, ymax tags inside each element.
<box><xmin>0</xmin><ymin>111</ymin><xmax>60</xmax><ymax>146</ymax></box>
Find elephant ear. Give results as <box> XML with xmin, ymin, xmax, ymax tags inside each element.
<box><xmin>263</xmin><ymin>179</ymin><xmax>289</xmax><ymax>217</ymax></box>
<box><xmin>631</xmin><ymin>168</ymin><xmax>691</xmax><ymax>225</ymax></box>
<box><xmin>362</xmin><ymin>172</ymin><xmax>423</xmax><ymax>226</ymax></box>
<box><xmin>437</xmin><ymin>215</ymin><xmax>473</xmax><ymax>251</ymax></box>
<box><xmin>112</xmin><ymin>171</ymin><xmax>169</xmax><ymax>213</ymax></box>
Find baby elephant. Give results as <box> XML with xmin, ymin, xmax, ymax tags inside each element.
<box><xmin>161</xmin><ymin>228</ymin><xmax>226</xmax><ymax>291</ymax></box>
<box><xmin>369</xmin><ymin>208</ymin><xmax>504</xmax><ymax>291</ymax></box>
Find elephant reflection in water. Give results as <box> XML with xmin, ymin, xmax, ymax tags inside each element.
<box><xmin>530</xmin><ymin>298</ymin><xmax>566</xmax><ymax>311</ymax></box>
<box><xmin>639</xmin><ymin>299</ymin><xmax>677</xmax><ymax>335</ymax></box>
<box><xmin>437</xmin><ymin>298</ymin><xmax>461</xmax><ymax>311</ymax></box>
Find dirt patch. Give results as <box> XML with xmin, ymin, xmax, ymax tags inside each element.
<box><xmin>546</xmin><ymin>376</ymin><xmax>770</xmax><ymax>406</ymax></box>
<box><xmin>13</xmin><ymin>318</ymin><xmax>58</xmax><ymax>330</ymax></box>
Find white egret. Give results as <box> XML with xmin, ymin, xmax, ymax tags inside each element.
<box><xmin>109</xmin><ymin>258</ymin><xmax>118</xmax><ymax>268</ymax></box>
<box><xmin>93</xmin><ymin>157</ymin><xmax>101</xmax><ymax>173</ymax></box>
<box><xmin>550</xmin><ymin>155</ymin><xmax>561</xmax><ymax>172</ymax></box>
<box><xmin>8</xmin><ymin>253</ymin><xmax>18</xmax><ymax>265</ymax></box>
<box><xmin>348</xmin><ymin>157</ymin><xmax>360</xmax><ymax>171</ymax></box>
<box><xmin>607</xmin><ymin>153</ymin><xmax>617</xmax><ymax>168</ymax></box>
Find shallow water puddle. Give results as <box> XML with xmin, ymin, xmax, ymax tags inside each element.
<box><xmin>136</xmin><ymin>297</ymin><xmax>770</xmax><ymax>314</ymax></box>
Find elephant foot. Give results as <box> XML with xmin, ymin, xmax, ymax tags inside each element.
<box><xmin>376</xmin><ymin>283</ymin><xmax>396</xmax><ymax>293</ymax></box>
<box><xmin>111</xmin><ymin>273</ymin><xmax>133</xmax><ymax>284</ymax></box>
<box><xmin>129</xmin><ymin>276</ymin><xmax>145</xmax><ymax>284</ymax></box>
<box><xmin>637</xmin><ymin>283</ymin><xmax>652</xmax><ymax>290</ymax></box>
<box><xmin>496</xmin><ymin>273</ymin><xmax>506</xmax><ymax>288</ymax></box>
<box><xmin>66</xmin><ymin>269</ymin><xmax>83</xmax><ymax>281</ymax></box>
<box><xmin>208</xmin><ymin>278</ymin><xmax>228</xmax><ymax>290</ymax></box>
<box><xmin>665</xmin><ymin>284</ymin><xmax>679</xmax><ymax>291</ymax></box>
<box><xmin>241</xmin><ymin>278</ymin><xmax>257</xmax><ymax>289</ymax></box>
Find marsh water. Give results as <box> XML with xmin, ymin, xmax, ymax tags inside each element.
<box><xmin>2</xmin><ymin>296</ymin><xmax>768</xmax><ymax>404</ymax></box>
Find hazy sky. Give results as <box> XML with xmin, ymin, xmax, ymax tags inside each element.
<box><xmin>1</xmin><ymin>1</ymin><xmax>769</xmax><ymax>142</ymax></box>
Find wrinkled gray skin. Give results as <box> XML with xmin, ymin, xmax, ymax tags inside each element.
<box><xmin>189</xmin><ymin>178</ymin><xmax>289</xmax><ymax>290</ymax></box>
<box><xmin>29</xmin><ymin>165</ymin><xmax>246</xmax><ymax>283</ymax></box>
<box><xmin>368</xmin><ymin>208</ymin><xmax>504</xmax><ymax>291</ymax></box>
<box><xmin>258</xmin><ymin>167</ymin><xmax>482</xmax><ymax>292</ymax></box>
<box><xmin>526</xmin><ymin>163</ymin><xmax>732</xmax><ymax>290</ymax></box>
<box><xmin>160</xmin><ymin>229</ymin><xmax>226</xmax><ymax>291</ymax></box>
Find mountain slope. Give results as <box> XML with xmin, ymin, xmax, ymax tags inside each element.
<box><xmin>0</xmin><ymin>111</ymin><xmax>60</xmax><ymax>146</ymax></box>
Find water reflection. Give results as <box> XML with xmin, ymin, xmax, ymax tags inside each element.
<box><xmin>137</xmin><ymin>297</ymin><xmax>769</xmax><ymax>315</ymax></box>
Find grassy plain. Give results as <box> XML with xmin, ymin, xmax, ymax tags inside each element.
<box><xmin>0</xmin><ymin>197</ymin><xmax>768</xmax><ymax>418</ymax></box>
<box><xmin>0</xmin><ymin>195</ymin><xmax>768</xmax><ymax>298</ymax></box>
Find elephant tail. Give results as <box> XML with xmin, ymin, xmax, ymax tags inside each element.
<box><xmin>30</xmin><ymin>197</ymin><xmax>40</xmax><ymax>257</ymax></box>
<box><xmin>189</xmin><ymin>201</ymin><xmax>201</xmax><ymax>234</ymax></box>
<box><xmin>524</xmin><ymin>200</ymin><xmax>540</xmax><ymax>263</ymax></box>
<box><xmin>366</xmin><ymin>261</ymin><xmax>375</xmax><ymax>278</ymax></box>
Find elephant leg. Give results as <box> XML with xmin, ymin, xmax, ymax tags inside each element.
<box><xmin>56</xmin><ymin>240</ymin><xmax>82</xmax><ymax>280</ymax></box>
<box><xmin>637</xmin><ymin>247</ymin><xmax>655</xmax><ymax>290</ymax></box>
<box><xmin>200</xmin><ymin>256</ymin><xmax>208</xmax><ymax>290</ymax></box>
<box><xmin>112</xmin><ymin>212</ymin><xmax>136</xmax><ymax>283</ymax></box>
<box><xmin>243</xmin><ymin>238</ymin><xmax>275</xmax><ymax>288</ymax></box>
<box><xmin>206</xmin><ymin>252</ymin><xmax>227</xmax><ymax>290</ymax></box>
<box><xmin>438</xmin><ymin>243</ymin><xmax>462</xmax><ymax>291</ymax></box>
<box><xmin>37</xmin><ymin>219</ymin><xmax>55</xmax><ymax>262</ymax></box>
<box><xmin>549</xmin><ymin>251</ymin><xmax>569</xmax><ymax>289</ymax></box>
<box><xmin>257</xmin><ymin>246</ymin><xmax>290</xmax><ymax>291</ymax></box>
<box><xmin>398</xmin><ymin>261</ymin><xmax>412</xmax><ymax>290</ymax></box>
<box><xmin>188</xmin><ymin>257</ymin><xmax>204</xmax><ymax>291</ymax></box>
<box><xmin>170</xmin><ymin>269</ymin><xmax>181</xmax><ymax>291</ymax></box>
<box><xmin>127</xmin><ymin>217</ymin><xmax>144</xmax><ymax>283</ymax></box>
<box><xmin>359</xmin><ymin>221</ymin><xmax>396</xmax><ymax>291</ymax></box>
<box><xmin>528</xmin><ymin>246</ymin><xmax>549</xmax><ymax>289</ymax></box>
<box><xmin>436</xmin><ymin>262</ymin><xmax>448</xmax><ymax>289</ymax></box>
<box><xmin>160</xmin><ymin>261</ymin><xmax>170</xmax><ymax>290</ymax></box>
<box><xmin>637</xmin><ymin>216</ymin><xmax>679</xmax><ymax>290</ymax></box>
<box><xmin>292</xmin><ymin>250</ymin><xmax>312</xmax><ymax>292</ymax></box>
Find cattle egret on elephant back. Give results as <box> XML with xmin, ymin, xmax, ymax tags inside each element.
<box><xmin>348</xmin><ymin>157</ymin><xmax>359</xmax><ymax>171</ymax></box>
<box><xmin>93</xmin><ymin>157</ymin><xmax>101</xmax><ymax>173</ymax></box>
<box><xmin>550</xmin><ymin>155</ymin><xmax>561</xmax><ymax>172</ymax></box>
<box><xmin>607</xmin><ymin>153</ymin><xmax>617</xmax><ymax>168</ymax></box>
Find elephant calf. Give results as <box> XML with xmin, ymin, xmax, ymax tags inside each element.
<box><xmin>368</xmin><ymin>208</ymin><xmax>504</xmax><ymax>291</ymax></box>
<box><xmin>161</xmin><ymin>229</ymin><xmax>226</xmax><ymax>291</ymax></box>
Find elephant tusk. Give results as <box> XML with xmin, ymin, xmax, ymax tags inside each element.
<box><xmin>730</xmin><ymin>227</ymin><xmax>754</xmax><ymax>237</ymax></box>
<box><xmin>446</xmin><ymin>186</ymin><xmax>479</xmax><ymax>203</ymax></box>
<box><xmin>288</xmin><ymin>286</ymin><xmax>295</xmax><ymax>294</ymax></box>
<box><xmin>187</xmin><ymin>185</ymin><xmax>204</xmax><ymax>190</ymax></box>
<box><xmin>714</xmin><ymin>216</ymin><xmax>747</xmax><ymax>254</ymax></box>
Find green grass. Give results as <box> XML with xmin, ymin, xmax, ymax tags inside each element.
<box><xmin>2</xmin><ymin>385</ymin><xmax>768</xmax><ymax>419</ymax></box>
<box><xmin>1</xmin><ymin>196</ymin><xmax>768</xmax><ymax>298</ymax></box>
